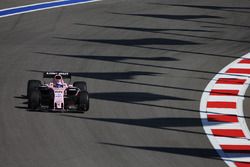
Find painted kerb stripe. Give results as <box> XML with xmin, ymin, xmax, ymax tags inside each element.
<box><xmin>200</xmin><ymin>52</ymin><xmax>250</xmax><ymax>167</ymax></box>
<box><xmin>207</xmin><ymin>114</ymin><xmax>239</xmax><ymax>122</ymax></box>
<box><xmin>216</xmin><ymin>78</ymin><xmax>246</xmax><ymax>85</ymax></box>
<box><xmin>220</xmin><ymin>145</ymin><xmax>250</xmax><ymax>153</ymax></box>
<box><xmin>235</xmin><ymin>162</ymin><xmax>250</xmax><ymax>167</ymax></box>
<box><xmin>207</xmin><ymin>102</ymin><xmax>237</xmax><ymax>109</ymax></box>
<box><xmin>210</xmin><ymin>89</ymin><xmax>239</xmax><ymax>96</ymax></box>
<box><xmin>239</xmin><ymin>59</ymin><xmax>250</xmax><ymax>64</ymax></box>
<box><xmin>226</xmin><ymin>68</ymin><xmax>250</xmax><ymax>74</ymax></box>
<box><xmin>211</xmin><ymin>129</ymin><xmax>245</xmax><ymax>138</ymax></box>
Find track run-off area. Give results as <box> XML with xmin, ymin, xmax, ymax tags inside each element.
<box><xmin>0</xmin><ymin>0</ymin><xmax>250</xmax><ymax>167</ymax></box>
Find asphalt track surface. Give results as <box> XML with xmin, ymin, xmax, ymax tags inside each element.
<box><xmin>0</xmin><ymin>0</ymin><xmax>250</xmax><ymax>167</ymax></box>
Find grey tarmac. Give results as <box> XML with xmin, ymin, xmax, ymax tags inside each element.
<box><xmin>0</xmin><ymin>0</ymin><xmax>250</xmax><ymax>167</ymax></box>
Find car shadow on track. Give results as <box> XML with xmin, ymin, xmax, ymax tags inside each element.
<box><xmin>14</xmin><ymin>95</ymin><xmax>29</xmax><ymax>109</ymax></box>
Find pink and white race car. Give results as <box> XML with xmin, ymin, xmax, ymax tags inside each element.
<box><xmin>27</xmin><ymin>72</ymin><xmax>89</xmax><ymax>112</ymax></box>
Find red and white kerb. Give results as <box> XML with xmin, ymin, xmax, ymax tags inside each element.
<box><xmin>200</xmin><ymin>53</ymin><xmax>250</xmax><ymax>167</ymax></box>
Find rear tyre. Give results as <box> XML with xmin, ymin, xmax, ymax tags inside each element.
<box><xmin>78</xmin><ymin>91</ymin><xmax>89</xmax><ymax>112</ymax></box>
<box><xmin>73</xmin><ymin>81</ymin><xmax>87</xmax><ymax>91</ymax></box>
<box><xmin>27</xmin><ymin>80</ymin><xmax>41</xmax><ymax>98</ymax></box>
<box><xmin>28</xmin><ymin>90</ymin><xmax>40</xmax><ymax>110</ymax></box>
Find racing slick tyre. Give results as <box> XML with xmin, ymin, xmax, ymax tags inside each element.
<box><xmin>73</xmin><ymin>81</ymin><xmax>87</xmax><ymax>92</ymax></box>
<box><xmin>27</xmin><ymin>80</ymin><xmax>41</xmax><ymax>98</ymax></box>
<box><xmin>78</xmin><ymin>91</ymin><xmax>89</xmax><ymax>112</ymax></box>
<box><xmin>28</xmin><ymin>90</ymin><xmax>40</xmax><ymax>110</ymax></box>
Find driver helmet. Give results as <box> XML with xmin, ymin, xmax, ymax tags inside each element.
<box><xmin>53</xmin><ymin>75</ymin><xmax>63</xmax><ymax>88</ymax></box>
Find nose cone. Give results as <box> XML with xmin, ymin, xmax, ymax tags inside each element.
<box><xmin>56</xmin><ymin>103</ymin><xmax>62</xmax><ymax>109</ymax></box>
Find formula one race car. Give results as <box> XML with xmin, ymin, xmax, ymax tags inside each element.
<box><xmin>27</xmin><ymin>72</ymin><xmax>89</xmax><ymax>112</ymax></box>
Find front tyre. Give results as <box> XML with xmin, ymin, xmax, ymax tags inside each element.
<box><xmin>28</xmin><ymin>90</ymin><xmax>40</xmax><ymax>110</ymax></box>
<box><xmin>27</xmin><ymin>80</ymin><xmax>41</xmax><ymax>98</ymax></box>
<box><xmin>78</xmin><ymin>91</ymin><xmax>89</xmax><ymax>112</ymax></box>
<box><xmin>73</xmin><ymin>81</ymin><xmax>87</xmax><ymax>92</ymax></box>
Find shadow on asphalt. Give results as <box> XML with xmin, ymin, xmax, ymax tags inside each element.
<box><xmin>55</xmin><ymin>36</ymin><xmax>200</xmax><ymax>46</ymax></box>
<box><xmin>75</xmin><ymin>23</ymin><xmax>250</xmax><ymax>44</ymax></box>
<box><xmin>60</xmin><ymin>114</ymin><xmax>208</xmax><ymax>136</ymax></box>
<box><xmin>36</xmin><ymin>52</ymin><xmax>219</xmax><ymax>75</ymax></box>
<box><xmin>150</xmin><ymin>3</ymin><xmax>250</xmax><ymax>14</ymax></box>
<box><xmin>100</xmin><ymin>143</ymin><xmax>222</xmax><ymax>160</ymax></box>
<box><xmin>110</xmin><ymin>12</ymin><xmax>250</xmax><ymax>29</ymax></box>
<box><xmin>52</xmin><ymin>37</ymin><xmax>239</xmax><ymax>59</ymax></box>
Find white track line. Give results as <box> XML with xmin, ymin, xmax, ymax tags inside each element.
<box><xmin>0</xmin><ymin>0</ymin><xmax>101</xmax><ymax>18</ymax></box>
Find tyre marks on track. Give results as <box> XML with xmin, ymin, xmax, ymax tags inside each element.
<box><xmin>200</xmin><ymin>53</ymin><xmax>250</xmax><ymax>167</ymax></box>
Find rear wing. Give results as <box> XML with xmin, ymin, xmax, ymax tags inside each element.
<box><xmin>43</xmin><ymin>72</ymin><xmax>71</xmax><ymax>79</ymax></box>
